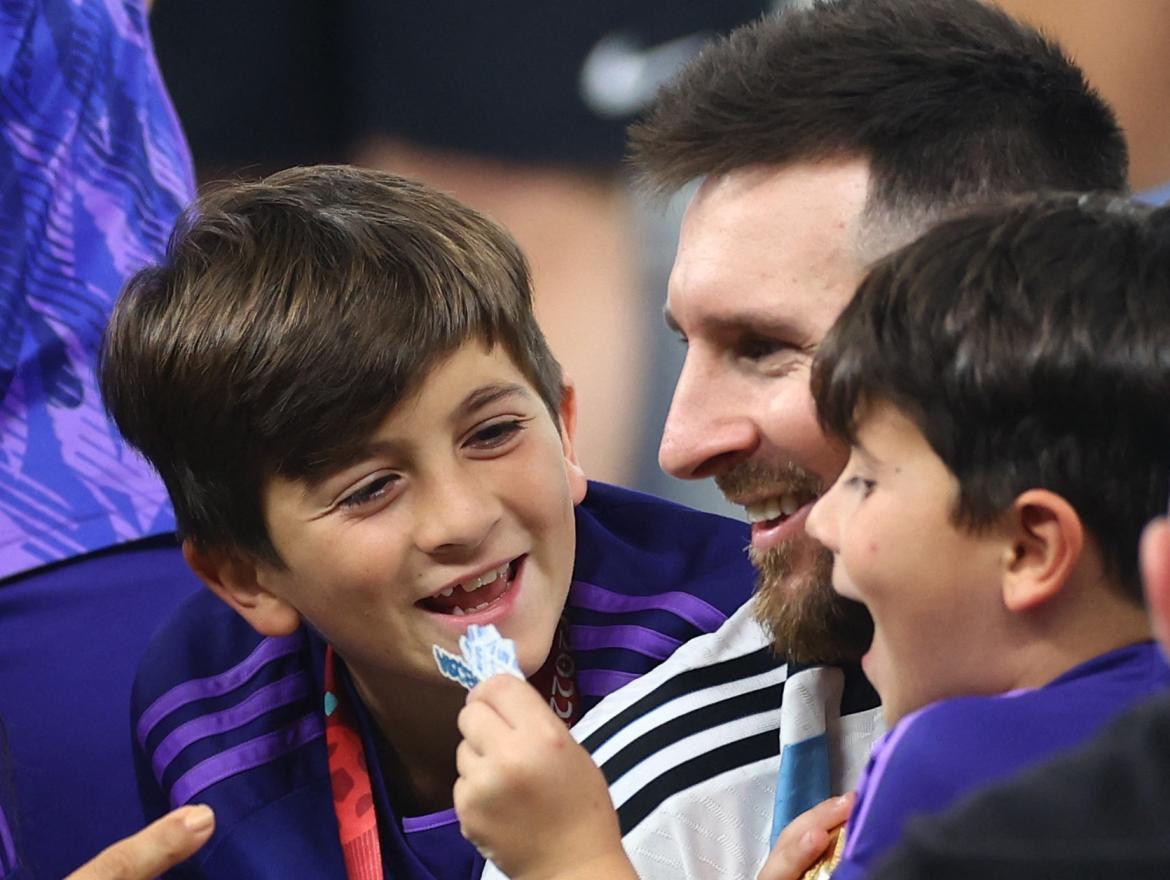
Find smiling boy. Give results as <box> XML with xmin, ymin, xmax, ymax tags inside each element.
<box><xmin>98</xmin><ymin>165</ymin><xmax>755</xmax><ymax>879</ymax></box>
<box><xmin>780</xmin><ymin>192</ymin><xmax>1170</xmax><ymax>879</ymax></box>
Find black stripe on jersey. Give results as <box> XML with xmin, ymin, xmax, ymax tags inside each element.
<box><xmin>615</xmin><ymin>729</ymin><xmax>780</xmax><ymax>833</ymax></box>
<box><xmin>598</xmin><ymin>681</ymin><xmax>784</xmax><ymax>784</ymax></box>
<box><xmin>580</xmin><ymin>646</ymin><xmax>781</xmax><ymax>753</ymax></box>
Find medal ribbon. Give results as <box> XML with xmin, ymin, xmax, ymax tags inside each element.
<box><xmin>324</xmin><ymin>618</ymin><xmax>579</xmax><ymax>880</ymax></box>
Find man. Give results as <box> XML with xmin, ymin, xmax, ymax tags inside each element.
<box><xmin>516</xmin><ymin>1</ymin><xmax>1129</xmax><ymax>877</ymax></box>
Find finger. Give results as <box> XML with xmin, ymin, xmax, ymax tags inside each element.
<box><xmin>455</xmin><ymin>737</ymin><xmax>482</xmax><ymax>778</ymax></box>
<box><xmin>468</xmin><ymin>674</ymin><xmax>556</xmax><ymax>729</ymax></box>
<box><xmin>65</xmin><ymin>805</ymin><xmax>215</xmax><ymax>880</ymax></box>
<box><xmin>457</xmin><ymin>698</ymin><xmax>514</xmax><ymax>753</ymax></box>
<box><xmin>756</xmin><ymin>827</ymin><xmax>832</xmax><ymax>880</ymax></box>
<box><xmin>777</xmin><ymin>794</ymin><xmax>854</xmax><ymax>847</ymax></box>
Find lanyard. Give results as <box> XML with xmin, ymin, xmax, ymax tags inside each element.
<box><xmin>324</xmin><ymin>619</ymin><xmax>580</xmax><ymax>880</ymax></box>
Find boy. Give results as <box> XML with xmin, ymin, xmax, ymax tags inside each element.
<box><xmin>455</xmin><ymin>193</ymin><xmax>1170</xmax><ymax>880</ymax></box>
<box><xmin>762</xmin><ymin>190</ymin><xmax>1170</xmax><ymax>879</ymax></box>
<box><xmin>98</xmin><ymin>165</ymin><xmax>756</xmax><ymax>879</ymax></box>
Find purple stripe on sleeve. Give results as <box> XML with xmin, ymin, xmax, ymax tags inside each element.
<box><xmin>150</xmin><ymin>672</ymin><xmax>313</xmax><ymax>784</ymax></box>
<box><xmin>136</xmin><ymin>632</ymin><xmax>306</xmax><ymax>747</ymax></box>
<box><xmin>168</xmin><ymin>712</ymin><xmax>324</xmax><ymax>808</ymax></box>
<box><xmin>568</xmin><ymin>580</ymin><xmax>726</xmax><ymax>632</ymax></box>
<box><xmin>569</xmin><ymin>624</ymin><xmax>681</xmax><ymax>660</ymax></box>
<box><xmin>0</xmin><ymin>802</ymin><xmax>17</xmax><ymax>877</ymax></box>
<box><xmin>577</xmin><ymin>668</ymin><xmax>639</xmax><ymax>699</ymax></box>
<box><xmin>842</xmin><ymin>711</ymin><xmax>922</xmax><ymax>861</ymax></box>
<box><xmin>402</xmin><ymin>808</ymin><xmax>458</xmax><ymax>833</ymax></box>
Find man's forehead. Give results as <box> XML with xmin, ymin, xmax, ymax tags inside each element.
<box><xmin>667</xmin><ymin>160</ymin><xmax>872</xmax><ymax>339</ymax></box>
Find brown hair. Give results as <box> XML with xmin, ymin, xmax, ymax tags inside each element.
<box><xmin>630</xmin><ymin>0</ymin><xmax>1126</xmax><ymax>241</ymax></box>
<box><xmin>813</xmin><ymin>193</ymin><xmax>1170</xmax><ymax>603</ymax></box>
<box><xmin>101</xmin><ymin>165</ymin><xmax>562</xmax><ymax>564</ymax></box>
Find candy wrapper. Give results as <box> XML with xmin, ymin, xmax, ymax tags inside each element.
<box><xmin>433</xmin><ymin>624</ymin><xmax>524</xmax><ymax>689</ymax></box>
<box><xmin>800</xmin><ymin>824</ymin><xmax>847</xmax><ymax>880</ymax></box>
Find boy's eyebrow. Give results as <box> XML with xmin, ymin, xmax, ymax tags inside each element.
<box><xmin>853</xmin><ymin>439</ymin><xmax>880</xmax><ymax>468</ymax></box>
<box><xmin>456</xmin><ymin>382</ymin><xmax>530</xmax><ymax>419</ymax></box>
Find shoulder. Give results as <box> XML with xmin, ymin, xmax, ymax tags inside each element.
<box><xmin>872</xmin><ymin>695</ymin><xmax>1170</xmax><ymax>879</ymax></box>
<box><xmin>575</xmin><ymin>602</ymin><xmax>783</xmax><ymax>840</ymax></box>
<box><xmin>132</xmin><ymin>590</ymin><xmax>326</xmax><ymax>831</ymax></box>
<box><xmin>573</xmin><ymin>481</ymin><xmax>754</xmax><ymax>619</ymax></box>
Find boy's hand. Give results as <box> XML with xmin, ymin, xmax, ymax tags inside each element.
<box><xmin>454</xmin><ymin>674</ymin><xmax>633</xmax><ymax>880</ymax></box>
<box><xmin>64</xmin><ymin>805</ymin><xmax>214</xmax><ymax>880</ymax></box>
<box><xmin>757</xmin><ymin>793</ymin><xmax>854</xmax><ymax>880</ymax></box>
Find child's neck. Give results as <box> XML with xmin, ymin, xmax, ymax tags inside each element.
<box><xmin>1003</xmin><ymin>574</ymin><xmax>1153</xmax><ymax>692</ymax></box>
<box><xmin>349</xmin><ymin>665</ymin><xmax>467</xmax><ymax>816</ymax></box>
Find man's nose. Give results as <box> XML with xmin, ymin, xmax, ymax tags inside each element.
<box><xmin>658</xmin><ymin>356</ymin><xmax>758</xmax><ymax>480</ymax></box>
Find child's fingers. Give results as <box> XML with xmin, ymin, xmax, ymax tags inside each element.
<box><xmin>467</xmin><ymin>672</ymin><xmax>553</xmax><ymax>728</ymax></box>
<box><xmin>456</xmin><ymin>698</ymin><xmax>513</xmax><ymax>753</ymax></box>
<box><xmin>757</xmin><ymin>827</ymin><xmax>831</xmax><ymax>880</ymax></box>
<box><xmin>757</xmin><ymin>794</ymin><xmax>855</xmax><ymax>880</ymax></box>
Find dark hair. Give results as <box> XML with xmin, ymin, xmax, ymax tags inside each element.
<box><xmin>101</xmin><ymin>165</ymin><xmax>563</xmax><ymax>564</ymax></box>
<box><xmin>812</xmin><ymin>193</ymin><xmax>1170</xmax><ymax>603</ymax></box>
<box><xmin>630</xmin><ymin>0</ymin><xmax>1127</xmax><ymax>230</ymax></box>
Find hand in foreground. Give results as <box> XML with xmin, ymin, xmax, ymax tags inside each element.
<box><xmin>64</xmin><ymin>805</ymin><xmax>214</xmax><ymax>880</ymax></box>
<box><xmin>757</xmin><ymin>793</ymin><xmax>854</xmax><ymax>880</ymax></box>
<box><xmin>454</xmin><ymin>674</ymin><xmax>634</xmax><ymax>880</ymax></box>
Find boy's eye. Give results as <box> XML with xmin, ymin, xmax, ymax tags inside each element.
<box><xmin>843</xmin><ymin>475</ymin><xmax>876</xmax><ymax>498</ymax></box>
<box><xmin>338</xmin><ymin>474</ymin><xmax>398</xmax><ymax>509</ymax></box>
<box><xmin>468</xmin><ymin>418</ymin><xmax>527</xmax><ymax>449</ymax></box>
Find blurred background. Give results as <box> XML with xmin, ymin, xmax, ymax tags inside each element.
<box><xmin>148</xmin><ymin>0</ymin><xmax>1170</xmax><ymax>515</ymax></box>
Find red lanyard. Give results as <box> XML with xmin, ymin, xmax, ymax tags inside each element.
<box><xmin>324</xmin><ymin>619</ymin><xmax>579</xmax><ymax>880</ymax></box>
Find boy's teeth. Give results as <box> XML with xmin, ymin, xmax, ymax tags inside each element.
<box><xmin>455</xmin><ymin>564</ymin><xmax>510</xmax><ymax>594</ymax></box>
<box><xmin>440</xmin><ymin>587</ymin><xmax>454</xmax><ymax>597</ymax></box>
<box><xmin>452</xmin><ymin>607</ymin><xmax>466</xmax><ymax>616</ymax></box>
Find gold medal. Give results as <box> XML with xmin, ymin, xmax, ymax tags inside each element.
<box><xmin>800</xmin><ymin>823</ymin><xmax>847</xmax><ymax>880</ymax></box>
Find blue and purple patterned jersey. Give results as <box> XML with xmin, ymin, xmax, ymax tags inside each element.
<box><xmin>0</xmin><ymin>0</ymin><xmax>194</xmax><ymax>578</ymax></box>
<box><xmin>833</xmin><ymin>641</ymin><xmax>1170</xmax><ymax>880</ymax></box>
<box><xmin>131</xmin><ymin>481</ymin><xmax>756</xmax><ymax>879</ymax></box>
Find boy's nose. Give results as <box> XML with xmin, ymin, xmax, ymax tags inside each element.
<box><xmin>806</xmin><ymin>483</ymin><xmax>839</xmax><ymax>553</ymax></box>
<box><xmin>415</xmin><ymin>475</ymin><xmax>501</xmax><ymax>555</ymax></box>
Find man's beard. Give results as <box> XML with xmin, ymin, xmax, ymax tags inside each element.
<box><xmin>718</xmin><ymin>461</ymin><xmax>873</xmax><ymax>666</ymax></box>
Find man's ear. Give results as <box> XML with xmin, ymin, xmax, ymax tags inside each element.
<box><xmin>557</xmin><ymin>377</ymin><xmax>588</xmax><ymax>505</ymax></box>
<box><xmin>1000</xmin><ymin>489</ymin><xmax>1084</xmax><ymax>613</ymax></box>
<box><xmin>1140</xmin><ymin>517</ymin><xmax>1170</xmax><ymax>656</ymax></box>
<box><xmin>182</xmin><ymin>540</ymin><xmax>302</xmax><ymax>637</ymax></box>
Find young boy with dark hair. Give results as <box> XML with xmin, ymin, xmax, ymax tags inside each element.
<box><xmin>766</xmin><ymin>191</ymin><xmax>1170</xmax><ymax>879</ymax></box>
<box><xmin>455</xmin><ymin>193</ymin><xmax>1170</xmax><ymax>880</ymax></box>
<box><xmin>98</xmin><ymin>165</ymin><xmax>755</xmax><ymax>880</ymax></box>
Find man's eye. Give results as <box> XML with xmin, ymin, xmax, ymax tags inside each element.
<box><xmin>469</xmin><ymin>419</ymin><xmax>526</xmax><ymax>449</ymax></box>
<box><xmin>338</xmin><ymin>475</ymin><xmax>397</xmax><ymax>509</ymax></box>
<box><xmin>737</xmin><ymin>335</ymin><xmax>790</xmax><ymax>363</ymax></box>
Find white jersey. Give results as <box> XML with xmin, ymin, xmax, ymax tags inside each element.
<box><xmin>484</xmin><ymin>598</ymin><xmax>885</xmax><ymax>879</ymax></box>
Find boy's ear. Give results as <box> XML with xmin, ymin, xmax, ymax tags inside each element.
<box><xmin>1000</xmin><ymin>489</ymin><xmax>1084</xmax><ymax>613</ymax></box>
<box><xmin>557</xmin><ymin>377</ymin><xmax>588</xmax><ymax>505</ymax></box>
<box><xmin>1140</xmin><ymin>517</ymin><xmax>1170</xmax><ymax>656</ymax></box>
<box><xmin>182</xmin><ymin>540</ymin><xmax>302</xmax><ymax>637</ymax></box>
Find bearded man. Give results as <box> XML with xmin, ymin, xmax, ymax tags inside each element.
<box><xmin>546</xmin><ymin>1</ymin><xmax>1129</xmax><ymax>877</ymax></box>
